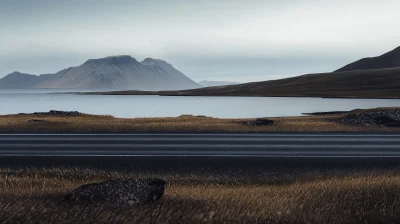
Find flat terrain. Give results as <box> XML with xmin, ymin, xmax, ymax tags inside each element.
<box><xmin>2</xmin><ymin>133</ymin><xmax>400</xmax><ymax>157</ymax></box>
<box><xmin>83</xmin><ymin>67</ymin><xmax>400</xmax><ymax>98</ymax></box>
<box><xmin>0</xmin><ymin>107</ymin><xmax>399</xmax><ymax>133</ymax></box>
<box><xmin>2</xmin><ymin>164</ymin><xmax>400</xmax><ymax>224</ymax></box>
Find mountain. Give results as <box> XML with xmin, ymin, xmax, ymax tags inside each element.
<box><xmin>0</xmin><ymin>56</ymin><xmax>200</xmax><ymax>90</ymax></box>
<box><xmin>336</xmin><ymin>46</ymin><xmax>400</xmax><ymax>72</ymax></box>
<box><xmin>0</xmin><ymin>72</ymin><xmax>53</xmax><ymax>89</ymax></box>
<box><xmin>96</xmin><ymin>67</ymin><xmax>400</xmax><ymax>99</ymax></box>
<box><xmin>199</xmin><ymin>80</ymin><xmax>240</xmax><ymax>87</ymax></box>
<box><xmin>36</xmin><ymin>56</ymin><xmax>200</xmax><ymax>90</ymax></box>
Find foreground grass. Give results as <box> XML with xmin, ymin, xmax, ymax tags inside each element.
<box><xmin>0</xmin><ymin>108</ymin><xmax>398</xmax><ymax>133</ymax></box>
<box><xmin>1</xmin><ymin>167</ymin><xmax>400</xmax><ymax>223</ymax></box>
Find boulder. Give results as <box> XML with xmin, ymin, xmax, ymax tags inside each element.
<box><xmin>179</xmin><ymin>114</ymin><xmax>208</xmax><ymax>118</ymax></box>
<box><xmin>35</xmin><ymin>110</ymin><xmax>81</xmax><ymax>116</ymax></box>
<box><xmin>241</xmin><ymin>118</ymin><xmax>275</xmax><ymax>126</ymax></box>
<box><xmin>67</xmin><ymin>178</ymin><xmax>166</xmax><ymax>205</ymax></box>
<box><xmin>20</xmin><ymin>110</ymin><xmax>81</xmax><ymax>116</ymax></box>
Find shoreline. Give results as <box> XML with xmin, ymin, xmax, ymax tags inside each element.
<box><xmin>1</xmin><ymin>107</ymin><xmax>400</xmax><ymax>133</ymax></box>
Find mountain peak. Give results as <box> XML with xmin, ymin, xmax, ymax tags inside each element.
<box><xmin>141</xmin><ymin>58</ymin><xmax>169</xmax><ymax>66</ymax></box>
<box><xmin>104</xmin><ymin>55</ymin><xmax>132</xmax><ymax>59</ymax></box>
<box><xmin>6</xmin><ymin>71</ymin><xmax>36</xmax><ymax>77</ymax></box>
<box><xmin>83</xmin><ymin>55</ymin><xmax>138</xmax><ymax>66</ymax></box>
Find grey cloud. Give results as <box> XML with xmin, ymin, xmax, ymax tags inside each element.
<box><xmin>1</xmin><ymin>0</ymin><xmax>399</xmax><ymax>82</ymax></box>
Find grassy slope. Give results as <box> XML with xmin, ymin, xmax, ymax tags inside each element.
<box><xmin>335</xmin><ymin>46</ymin><xmax>400</xmax><ymax>72</ymax></box>
<box><xmin>85</xmin><ymin>67</ymin><xmax>400</xmax><ymax>98</ymax></box>
<box><xmin>1</xmin><ymin>108</ymin><xmax>399</xmax><ymax>133</ymax></box>
<box><xmin>2</xmin><ymin>167</ymin><xmax>400</xmax><ymax>223</ymax></box>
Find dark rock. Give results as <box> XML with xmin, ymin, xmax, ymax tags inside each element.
<box><xmin>302</xmin><ymin>111</ymin><xmax>350</xmax><ymax>116</ymax></box>
<box><xmin>35</xmin><ymin>110</ymin><xmax>81</xmax><ymax>116</ymax></box>
<box><xmin>179</xmin><ymin>114</ymin><xmax>208</xmax><ymax>118</ymax></box>
<box><xmin>240</xmin><ymin>118</ymin><xmax>275</xmax><ymax>126</ymax></box>
<box><xmin>28</xmin><ymin>119</ymin><xmax>48</xmax><ymax>123</ymax></box>
<box><xmin>20</xmin><ymin>110</ymin><xmax>81</xmax><ymax>116</ymax></box>
<box><xmin>67</xmin><ymin>178</ymin><xmax>166</xmax><ymax>205</ymax></box>
<box><xmin>339</xmin><ymin>109</ymin><xmax>400</xmax><ymax>127</ymax></box>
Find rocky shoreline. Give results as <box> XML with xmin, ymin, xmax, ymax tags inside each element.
<box><xmin>338</xmin><ymin>109</ymin><xmax>400</xmax><ymax>127</ymax></box>
<box><xmin>2</xmin><ymin>107</ymin><xmax>400</xmax><ymax>133</ymax></box>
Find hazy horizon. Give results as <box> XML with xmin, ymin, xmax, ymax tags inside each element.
<box><xmin>1</xmin><ymin>0</ymin><xmax>400</xmax><ymax>82</ymax></box>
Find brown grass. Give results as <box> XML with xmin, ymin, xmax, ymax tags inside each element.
<box><xmin>1</xmin><ymin>167</ymin><xmax>400</xmax><ymax>223</ymax></box>
<box><xmin>0</xmin><ymin>107</ymin><xmax>399</xmax><ymax>133</ymax></box>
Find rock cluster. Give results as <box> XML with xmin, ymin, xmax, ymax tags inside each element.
<box><xmin>240</xmin><ymin>118</ymin><xmax>275</xmax><ymax>126</ymax></box>
<box><xmin>20</xmin><ymin>110</ymin><xmax>81</xmax><ymax>116</ymax></box>
<box><xmin>28</xmin><ymin>119</ymin><xmax>48</xmax><ymax>123</ymax></box>
<box><xmin>66</xmin><ymin>178</ymin><xmax>166</xmax><ymax>205</ymax></box>
<box><xmin>339</xmin><ymin>109</ymin><xmax>400</xmax><ymax>127</ymax></box>
<box><xmin>179</xmin><ymin>114</ymin><xmax>207</xmax><ymax>118</ymax></box>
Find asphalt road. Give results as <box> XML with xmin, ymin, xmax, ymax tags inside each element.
<box><xmin>1</xmin><ymin>133</ymin><xmax>400</xmax><ymax>157</ymax></box>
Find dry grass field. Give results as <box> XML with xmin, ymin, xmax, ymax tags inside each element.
<box><xmin>0</xmin><ymin>108</ymin><xmax>398</xmax><ymax>133</ymax></box>
<box><xmin>1</xmin><ymin>167</ymin><xmax>400</xmax><ymax>223</ymax></box>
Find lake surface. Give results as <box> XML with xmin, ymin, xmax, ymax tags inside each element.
<box><xmin>1</xmin><ymin>89</ymin><xmax>400</xmax><ymax>118</ymax></box>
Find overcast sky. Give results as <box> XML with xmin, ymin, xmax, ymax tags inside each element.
<box><xmin>1</xmin><ymin>0</ymin><xmax>399</xmax><ymax>82</ymax></box>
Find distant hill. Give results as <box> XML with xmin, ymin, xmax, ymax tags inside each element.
<box><xmin>336</xmin><ymin>46</ymin><xmax>400</xmax><ymax>72</ymax></box>
<box><xmin>0</xmin><ymin>72</ymin><xmax>53</xmax><ymax>89</ymax></box>
<box><xmin>0</xmin><ymin>56</ymin><xmax>200</xmax><ymax>90</ymax></box>
<box><xmin>199</xmin><ymin>80</ymin><xmax>240</xmax><ymax>87</ymax></box>
<box><xmin>92</xmin><ymin>67</ymin><xmax>400</xmax><ymax>99</ymax></box>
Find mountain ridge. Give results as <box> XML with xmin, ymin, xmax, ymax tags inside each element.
<box><xmin>335</xmin><ymin>46</ymin><xmax>400</xmax><ymax>72</ymax></box>
<box><xmin>0</xmin><ymin>72</ymin><xmax>54</xmax><ymax>89</ymax></box>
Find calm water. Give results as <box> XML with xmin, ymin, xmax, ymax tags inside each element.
<box><xmin>1</xmin><ymin>89</ymin><xmax>400</xmax><ymax>118</ymax></box>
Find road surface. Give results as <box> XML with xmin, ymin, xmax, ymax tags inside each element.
<box><xmin>0</xmin><ymin>133</ymin><xmax>400</xmax><ymax>157</ymax></box>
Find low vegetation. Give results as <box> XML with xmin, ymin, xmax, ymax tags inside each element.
<box><xmin>1</xmin><ymin>108</ymin><xmax>400</xmax><ymax>133</ymax></box>
<box><xmin>1</xmin><ymin>167</ymin><xmax>400</xmax><ymax>223</ymax></box>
